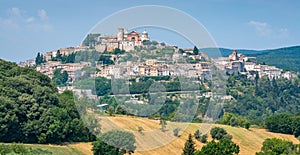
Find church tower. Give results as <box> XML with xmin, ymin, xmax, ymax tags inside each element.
<box><xmin>141</xmin><ymin>29</ymin><xmax>149</xmax><ymax>41</ymax></box>
<box><xmin>229</xmin><ymin>49</ymin><xmax>238</xmax><ymax>61</ymax></box>
<box><xmin>117</xmin><ymin>28</ymin><xmax>124</xmax><ymax>41</ymax></box>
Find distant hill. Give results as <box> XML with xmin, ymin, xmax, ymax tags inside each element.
<box><xmin>201</xmin><ymin>46</ymin><xmax>300</xmax><ymax>73</ymax></box>
<box><xmin>255</xmin><ymin>46</ymin><xmax>300</xmax><ymax>72</ymax></box>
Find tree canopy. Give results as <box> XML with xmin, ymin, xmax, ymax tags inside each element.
<box><xmin>210</xmin><ymin>127</ymin><xmax>229</xmax><ymax>140</ymax></box>
<box><xmin>0</xmin><ymin>59</ymin><xmax>94</xmax><ymax>144</ymax></box>
<box><xmin>52</xmin><ymin>68</ymin><xmax>69</xmax><ymax>86</ymax></box>
<box><xmin>265</xmin><ymin>113</ymin><xmax>300</xmax><ymax>137</ymax></box>
<box><xmin>182</xmin><ymin>134</ymin><xmax>196</xmax><ymax>155</ymax></box>
<box><xmin>93</xmin><ymin>130</ymin><xmax>136</xmax><ymax>155</ymax></box>
<box><xmin>224</xmin><ymin>74</ymin><xmax>300</xmax><ymax>125</ymax></box>
<box><xmin>256</xmin><ymin>138</ymin><xmax>300</xmax><ymax>155</ymax></box>
<box><xmin>196</xmin><ymin>139</ymin><xmax>239</xmax><ymax>155</ymax></box>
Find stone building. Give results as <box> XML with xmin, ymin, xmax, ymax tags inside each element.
<box><xmin>95</xmin><ymin>28</ymin><xmax>150</xmax><ymax>52</ymax></box>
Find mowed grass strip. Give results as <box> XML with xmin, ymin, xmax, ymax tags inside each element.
<box><xmin>23</xmin><ymin>144</ymin><xmax>84</xmax><ymax>155</ymax></box>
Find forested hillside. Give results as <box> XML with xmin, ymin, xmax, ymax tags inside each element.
<box><xmin>224</xmin><ymin>74</ymin><xmax>300</xmax><ymax>125</ymax></box>
<box><xmin>0</xmin><ymin>59</ymin><xmax>94</xmax><ymax>144</ymax></box>
<box><xmin>256</xmin><ymin>46</ymin><xmax>300</xmax><ymax>72</ymax></box>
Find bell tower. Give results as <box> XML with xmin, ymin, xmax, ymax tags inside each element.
<box><xmin>117</xmin><ymin>28</ymin><xmax>124</xmax><ymax>41</ymax></box>
<box><xmin>141</xmin><ymin>29</ymin><xmax>149</xmax><ymax>41</ymax></box>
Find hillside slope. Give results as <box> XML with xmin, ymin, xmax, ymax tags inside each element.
<box><xmin>97</xmin><ymin>116</ymin><xmax>300</xmax><ymax>155</ymax></box>
<box><xmin>256</xmin><ymin>46</ymin><xmax>300</xmax><ymax>72</ymax></box>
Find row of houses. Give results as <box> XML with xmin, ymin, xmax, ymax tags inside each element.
<box><xmin>95</xmin><ymin>59</ymin><xmax>212</xmax><ymax>80</ymax></box>
<box><xmin>213</xmin><ymin>50</ymin><xmax>295</xmax><ymax>80</ymax></box>
<box><xmin>36</xmin><ymin>61</ymin><xmax>91</xmax><ymax>80</ymax></box>
<box><xmin>244</xmin><ymin>62</ymin><xmax>294</xmax><ymax>80</ymax></box>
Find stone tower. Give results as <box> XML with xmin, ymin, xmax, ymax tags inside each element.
<box><xmin>229</xmin><ymin>49</ymin><xmax>238</xmax><ymax>61</ymax></box>
<box><xmin>117</xmin><ymin>28</ymin><xmax>124</xmax><ymax>41</ymax></box>
<box><xmin>141</xmin><ymin>29</ymin><xmax>149</xmax><ymax>41</ymax></box>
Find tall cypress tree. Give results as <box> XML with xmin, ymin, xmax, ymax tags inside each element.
<box><xmin>182</xmin><ymin>134</ymin><xmax>196</xmax><ymax>155</ymax></box>
<box><xmin>193</xmin><ymin>46</ymin><xmax>199</xmax><ymax>55</ymax></box>
<box><xmin>35</xmin><ymin>52</ymin><xmax>41</xmax><ymax>65</ymax></box>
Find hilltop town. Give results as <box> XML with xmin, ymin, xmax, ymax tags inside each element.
<box><xmin>19</xmin><ymin>28</ymin><xmax>296</xmax><ymax>94</ymax></box>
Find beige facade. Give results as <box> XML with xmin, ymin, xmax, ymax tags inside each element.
<box><xmin>95</xmin><ymin>28</ymin><xmax>149</xmax><ymax>52</ymax></box>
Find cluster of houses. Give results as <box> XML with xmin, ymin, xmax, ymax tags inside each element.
<box><xmin>95</xmin><ymin>59</ymin><xmax>211</xmax><ymax>80</ymax></box>
<box><xmin>18</xmin><ymin>27</ymin><xmax>296</xmax><ymax>95</ymax></box>
<box><xmin>213</xmin><ymin>50</ymin><xmax>295</xmax><ymax>80</ymax></box>
<box><xmin>35</xmin><ymin>61</ymin><xmax>92</xmax><ymax>81</ymax></box>
<box><xmin>20</xmin><ymin>49</ymin><xmax>294</xmax><ymax>90</ymax></box>
<box><xmin>19</xmin><ymin>28</ymin><xmax>149</xmax><ymax>67</ymax></box>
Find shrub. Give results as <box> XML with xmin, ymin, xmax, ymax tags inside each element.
<box><xmin>173</xmin><ymin>128</ymin><xmax>180</xmax><ymax>137</ymax></box>
<box><xmin>200</xmin><ymin>134</ymin><xmax>208</xmax><ymax>143</ymax></box>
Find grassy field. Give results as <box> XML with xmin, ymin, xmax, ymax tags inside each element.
<box><xmin>98</xmin><ymin>115</ymin><xmax>300</xmax><ymax>155</ymax></box>
<box><xmin>6</xmin><ymin>115</ymin><xmax>299</xmax><ymax>155</ymax></box>
<box><xmin>0</xmin><ymin>143</ymin><xmax>87</xmax><ymax>155</ymax></box>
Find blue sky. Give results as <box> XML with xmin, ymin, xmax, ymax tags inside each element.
<box><xmin>0</xmin><ymin>0</ymin><xmax>300</xmax><ymax>62</ymax></box>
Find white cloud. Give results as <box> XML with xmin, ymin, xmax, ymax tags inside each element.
<box><xmin>9</xmin><ymin>7</ymin><xmax>21</xmax><ymax>17</ymax></box>
<box><xmin>248</xmin><ymin>20</ymin><xmax>289</xmax><ymax>38</ymax></box>
<box><xmin>2</xmin><ymin>18</ymin><xmax>19</xmax><ymax>28</ymax></box>
<box><xmin>38</xmin><ymin>9</ymin><xmax>48</xmax><ymax>21</ymax></box>
<box><xmin>248</xmin><ymin>21</ymin><xmax>272</xmax><ymax>36</ymax></box>
<box><xmin>278</xmin><ymin>28</ymin><xmax>289</xmax><ymax>38</ymax></box>
<box><xmin>26</xmin><ymin>17</ymin><xmax>35</xmax><ymax>23</ymax></box>
<box><xmin>0</xmin><ymin>7</ymin><xmax>52</xmax><ymax>32</ymax></box>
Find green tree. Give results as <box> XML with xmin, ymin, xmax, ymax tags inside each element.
<box><xmin>95</xmin><ymin>77</ymin><xmax>111</xmax><ymax>96</ymax></box>
<box><xmin>265</xmin><ymin>113</ymin><xmax>293</xmax><ymax>134</ymax></box>
<box><xmin>0</xmin><ymin>144</ymin><xmax>11</xmax><ymax>155</ymax></box>
<box><xmin>35</xmin><ymin>52</ymin><xmax>45</xmax><ymax>65</ymax></box>
<box><xmin>210</xmin><ymin>127</ymin><xmax>228</xmax><ymax>140</ymax></box>
<box><xmin>151</xmin><ymin>40</ymin><xmax>158</xmax><ymax>45</ymax></box>
<box><xmin>107</xmin><ymin>105</ymin><xmax>114</xmax><ymax>116</ymax></box>
<box><xmin>244</xmin><ymin>121</ymin><xmax>251</xmax><ymax>130</ymax></box>
<box><xmin>196</xmin><ymin>139</ymin><xmax>239</xmax><ymax>155</ymax></box>
<box><xmin>93</xmin><ymin>130</ymin><xmax>136</xmax><ymax>155</ymax></box>
<box><xmin>113</xmin><ymin>48</ymin><xmax>125</xmax><ymax>55</ymax></box>
<box><xmin>223</xmin><ymin>134</ymin><xmax>233</xmax><ymax>141</ymax></box>
<box><xmin>116</xmin><ymin>105</ymin><xmax>127</xmax><ymax>115</ymax></box>
<box><xmin>93</xmin><ymin>139</ymin><xmax>124</xmax><ymax>155</ymax></box>
<box><xmin>173</xmin><ymin>128</ymin><xmax>180</xmax><ymax>137</ymax></box>
<box><xmin>11</xmin><ymin>143</ymin><xmax>29</xmax><ymax>155</ymax></box>
<box><xmin>193</xmin><ymin>46</ymin><xmax>199</xmax><ymax>55</ymax></box>
<box><xmin>194</xmin><ymin>129</ymin><xmax>201</xmax><ymax>140</ymax></box>
<box><xmin>38</xmin><ymin>133</ymin><xmax>47</xmax><ymax>144</ymax></box>
<box><xmin>292</xmin><ymin>116</ymin><xmax>300</xmax><ymax>137</ymax></box>
<box><xmin>182</xmin><ymin>134</ymin><xmax>196</xmax><ymax>155</ymax></box>
<box><xmin>56</xmin><ymin>51</ymin><xmax>62</xmax><ymax>60</ymax></box>
<box><xmin>0</xmin><ymin>59</ymin><xmax>93</xmax><ymax>144</ymax></box>
<box><xmin>159</xmin><ymin>119</ymin><xmax>167</xmax><ymax>132</ymax></box>
<box><xmin>199</xmin><ymin>134</ymin><xmax>208</xmax><ymax>143</ymax></box>
<box><xmin>64</xmin><ymin>52</ymin><xmax>76</xmax><ymax>63</ymax></box>
<box><xmin>218</xmin><ymin>112</ymin><xmax>251</xmax><ymax>129</ymax></box>
<box><xmin>52</xmin><ymin>68</ymin><xmax>69</xmax><ymax>86</ymax></box>
<box><xmin>98</xmin><ymin>55</ymin><xmax>114</xmax><ymax>65</ymax></box>
<box><xmin>256</xmin><ymin>138</ymin><xmax>299</xmax><ymax>155</ymax></box>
